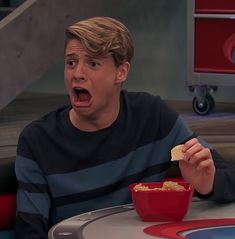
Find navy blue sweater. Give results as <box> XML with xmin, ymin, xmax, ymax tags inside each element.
<box><xmin>14</xmin><ymin>91</ymin><xmax>235</xmax><ymax>238</ymax></box>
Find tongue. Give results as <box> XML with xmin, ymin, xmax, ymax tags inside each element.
<box><xmin>79</xmin><ymin>92</ymin><xmax>91</xmax><ymax>102</ymax></box>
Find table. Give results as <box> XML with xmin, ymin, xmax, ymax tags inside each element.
<box><xmin>48</xmin><ymin>198</ymin><xmax>235</xmax><ymax>239</ymax></box>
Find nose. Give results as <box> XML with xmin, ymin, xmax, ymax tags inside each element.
<box><xmin>74</xmin><ymin>63</ymin><xmax>86</xmax><ymax>81</ymax></box>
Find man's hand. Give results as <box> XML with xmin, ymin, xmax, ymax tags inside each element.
<box><xmin>179</xmin><ymin>138</ymin><xmax>216</xmax><ymax>195</ymax></box>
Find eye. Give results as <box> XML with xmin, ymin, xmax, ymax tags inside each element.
<box><xmin>87</xmin><ymin>60</ymin><xmax>100</xmax><ymax>69</ymax></box>
<box><xmin>65</xmin><ymin>59</ymin><xmax>77</xmax><ymax>68</ymax></box>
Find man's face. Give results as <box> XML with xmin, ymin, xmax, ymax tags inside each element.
<box><xmin>64</xmin><ymin>39</ymin><xmax>128</xmax><ymax>119</ymax></box>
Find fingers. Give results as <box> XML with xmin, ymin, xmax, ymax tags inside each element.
<box><xmin>182</xmin><ymin>138</ymin><xmax>201</xmax><ymax>154</ymax></box>
<box><xmin>181</xmin><ymin>138</ymin><xmax>215</xmax><ymax>171</ymax></box>
<box><xmin>182</xmin><ymin>138</ymin><xmax>210</xmax><ymax>162</ymax></box>
<box><xmin>195</xmin><ymin>157</ymin><xmax>215</xmax><ymax>172</ymax></box>
<box><xmin>183</xmin><ymin>138</ymin><xmax>198</xmax><ymax>149</ymax></box>
<box><xmin>188</xmin><ymin>147</ymin><xmax>211</xmax><ymax>164</ymax></box>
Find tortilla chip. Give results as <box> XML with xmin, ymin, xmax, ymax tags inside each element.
<box><xmin>171</xmin><ymin>144</ymin><xmax>185</xmax><ymax>161</ymax></box>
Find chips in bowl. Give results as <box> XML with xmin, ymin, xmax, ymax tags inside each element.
<box><xmin>130</xmin><ymin>180</ymin><xmax>194</xmax><ymax>222</ymax></box>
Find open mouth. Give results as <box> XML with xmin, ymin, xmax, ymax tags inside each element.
<box><xmin>72</xmin><ymin>87</ymin><xmax>92</xmax><ymax>106</ymax></box>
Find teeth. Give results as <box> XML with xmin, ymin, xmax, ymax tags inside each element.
<box><xmin>74</xmin><ymin>87</ymin><xmax>84</xmax><ymax>91</ymax></box>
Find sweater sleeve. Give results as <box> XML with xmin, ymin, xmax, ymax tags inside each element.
<box><xmin>197</xmin><ymin>149</ymin><xmax>235</xmax><ymax>203</ymax></box>
<box><xmin>162</xmin><ymin>104</ymin><xmax>235</xmax><ymax>203</ymax></box>
<box><xmin>14</xmin><ymin>132</ymin><xmax>50</xmax><ymax>239</ymax></box>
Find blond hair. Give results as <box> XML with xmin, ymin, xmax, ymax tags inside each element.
<box><xmin>65</xmin><ymin>16</ymin><xmax>134</xmax><ymax>67</ymax></box>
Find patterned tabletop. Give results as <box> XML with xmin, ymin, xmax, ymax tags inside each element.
<box><xmin>48</xmin><ymin>198</ymin><xmax>235</xmax><ymax>239</ymax></box>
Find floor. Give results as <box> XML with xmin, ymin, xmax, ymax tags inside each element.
<box><xmin>0</xmin><ymin>92</ymin><xmax>235</xmax><ymax>163</ymax></box>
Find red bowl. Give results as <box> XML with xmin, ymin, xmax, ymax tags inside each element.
<box><xmin>129</xmin><ymin>181</ymin><xmax>194</xmax><ymax>222</ymax></box>
<box><xmin>0</xmin><ymin>194</ymin><xmax>16</xmax><ymax>229</ymax></box>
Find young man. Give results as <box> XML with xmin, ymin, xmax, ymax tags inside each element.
<box><xmin>15</xmin><ymin>16</ymin><xmax>235</xmax><ymax>238</ymax></box>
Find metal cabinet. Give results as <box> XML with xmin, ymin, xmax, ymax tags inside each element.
<box><xmin>187</xmin><ymin>0</ymin><xmax>235</xmax><ymax>115</ymax></box>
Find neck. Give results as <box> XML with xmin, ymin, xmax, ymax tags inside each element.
<box><xmin>69</xmin><ymin>100</ymin><xmax>120</xmax><ymax>132</ymax></box>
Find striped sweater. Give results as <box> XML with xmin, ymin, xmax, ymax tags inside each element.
<box><xmin>14</xmin><ymin>90</ymin><xmax>235</xmax><ymax>238</ymax></box>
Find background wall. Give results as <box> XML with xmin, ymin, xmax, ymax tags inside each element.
<box><xmin>27</xmin><ymin>0</ymin><xmax>235</xmax><ymax>102</ymax></box>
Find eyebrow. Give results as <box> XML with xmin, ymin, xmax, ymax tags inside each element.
<box><xmin>65</xmin><ymin>53</ymin><xmax>77</xmax><ymax>58</ymax></box>
<box><xmin>65</xmin><ymin>53</ymin><xmax>97</xmax><ymax>60</ymax></box>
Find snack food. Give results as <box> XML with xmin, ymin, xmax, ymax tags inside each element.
<box><xmin>133</xmin><ymin>181</ymin><xmax>186</xmax><ymax>192</ymax></box>
<box><xmin>171</xmin><ymin>144</ymin><xmax>185</xmax><ymax>161</ymax></box>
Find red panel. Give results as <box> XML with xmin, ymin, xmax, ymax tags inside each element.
<box><xmin>0</xmin><ymin>194</ymin><xmax>16</xmax><ymax>229</ymax></box>
<box><xmin>195</xmin><ymin>18</ymin><xmax>235</xmax><ymax>73</ymax></box>
<box><xmin>195</xmin><ymin>0</ymin><xmax>235</xmax><ymax>14</ymax></box>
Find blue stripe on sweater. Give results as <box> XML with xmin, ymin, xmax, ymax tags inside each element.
<box><xmin>17</xmin><ymin>189</ymin><xmax>50</xmax><ymax>219</ymax></box>
<box><xmin>15</xmin><ymin>117</ymin><xmax>194</xmax><ymax>200</ymax></box>
<box><xmin>53</xmin><ymin>173</ymin><xmax>166</xmax><ymax>222</ymax></box>
<box><xmin>15</xmin><ymin>155</ymin><xmax>47</xmax><ymax>184</ymax></box>
<box><xmin>46</xmin><ymin>117</ymin><xmax>193</xmax><ymax>197</ymax></box>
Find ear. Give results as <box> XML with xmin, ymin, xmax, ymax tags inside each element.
<box><xmin>115</xmin><ymin>62</ymin><xmax>130</xmax><ymax>84</ymax></box>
